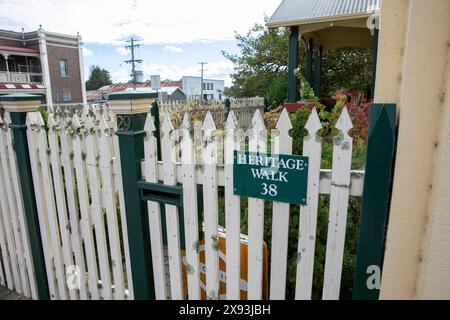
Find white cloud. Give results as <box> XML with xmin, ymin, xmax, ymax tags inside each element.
<box><xmin>111</xmin><ymin>60</ymin><xmax>234</xmax><ymax>86</ymax></box>
<box><xmin>83</xmin><ymin>47</ymin><xmax>93</xmax><ymax>56</ymax></box>
<box><xmin>163</xmin><ymin>45</ymin><xmax>184</xmax><ymax>53</ymax></box>
<box><xmin>115</xmin><ymin>47</ymin><xmax>129</xmax><ymax>56</ymax></box>
<box><xmin>0</xmin><ymin>0</ymin><xmax>280</xmax><ymax>45</ymax></box>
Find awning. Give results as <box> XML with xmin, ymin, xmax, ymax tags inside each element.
<box><xmin>0</xmin><ymin>45</ymin><xmax>39</xmax><ymax>55</ymax></box>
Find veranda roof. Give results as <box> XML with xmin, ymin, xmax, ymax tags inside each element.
<box><xmin>267</xmin><ymin>0</ymin><xmax>381</xmax><ymax>28</ymax></box>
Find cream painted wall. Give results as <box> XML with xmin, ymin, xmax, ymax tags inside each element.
<box><xmin>416</xmin><ymin>43</ymin><xmax>450</xmax><ymax>299</ymax></box>
<box><xmin>376</xmin><ymin>0</ymin><xmax>450</xmax><ymax>299</ymax></box>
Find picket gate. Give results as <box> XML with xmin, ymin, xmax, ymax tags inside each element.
<box><xmin>141</xmin><ymin>107</ymin><xmax>364</xmax><ymax>300</ymax></box>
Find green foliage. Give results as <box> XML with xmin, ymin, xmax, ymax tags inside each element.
<box><xmin>266</xmin><ymin>70</ymin><xmax>288</xmax><ymax>106</ymax></box>
<box><xmin>85</xmin><ymin>65</ymin><xmax>113</xmax><ymax>91</ymax></box>
<box><xmin>321</xmin><ymin>48</ymin><xmax>372</xmax><ymax>98</ymax></box>
<box><xmin>224</xmin><ymin>20</ymin><xmax>373</xmax><ymax>101</ymax></box>
<box><xmin>222</xmin><ymin>20</ymin><xmax>295</xmax><ymax>100</ymax></box>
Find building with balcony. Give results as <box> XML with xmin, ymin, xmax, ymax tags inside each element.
<box><xmin>0</xmin><ymin>27</ymin><xmax>86</xmax><ymax>106</ymax></box>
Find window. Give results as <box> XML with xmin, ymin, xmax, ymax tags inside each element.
<box><xmin>202</xmin><ymin>83</ymin><xmax>206</xmax><ymax>90</ymax></box>
<box><xmin>62</xmin><ymin>91</ymin><xmax>72</xmax><ymax>102</ymax></box>
<box><xmin>211</xmin><ymin>83</ymin><xmax>214</xmax><ymax>90</ymax></box>
<box><xmin>59</xmin><ymin>59</ymin><xmax>68</xmax><ymax>76</ymax></box>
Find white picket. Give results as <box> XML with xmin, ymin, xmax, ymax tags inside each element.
<box><xmin>224</xmin><ymin>111</ymin><xmax>242</xmax><ymax>300</ymax></box>
<box><xmin>0</xmin><ymin>179</ymin><xmax>13</xmax><ymax>288</ymax></box>
<box><xmin>98</xmin><ymin>115</ymin><xmax>126</xmax><ymax>300</ymax></box>
<box><xmin>202</xmin><ymin>111</ymin><xmax>220</xmax><ymax>300</ymax></box>
<box><xmin>35</xmin><ymin>112</ymin><xmax>68</xmax><ymax>299</ymax></box>
<box><xmin>269</xmin><ymin>108</ymin><xmax>293</xmax><ymax>300</ymax></box>
<box><xmin>111</xmin><ymin>113</ymin><xmax>134</xmax><ymax>299</ymax></box>
<box><xmin>0</xmin><ymin>239</ymin><xmax>4</xmax><ymax>286</ymax></box>
<box><xmin>47</xmin><ymin>113</ymin><xmax>77</xmax><ymax>300</ymax></box>
<box><xmin>295</xmin><ymin>108</ymin><xmax>323</xmax><ymax>299</ymax></box>
<box><xmin>25</xmin><ymin>112</ymin><xmax>58</xmax><ymax>299</ymax></box>
<box><xmin>0</xmin><ymin>117</ymin><xmax>14</xmax><ymax>289</ymax></box>
<box><xmin>0</xmin><ymin>117</ymin><xmax>21</xmax><ymax>292</ymax></box>
<box><xmin>247</xmin><ymin>109</ymin><xmax>266</xmax><ymax>300</ymax></box>
<box><xmin>322</xmin><ymin>107</ymin><xmax>354</xmax><ymax>300</ymax></box>
<box><xmin>144</xmin><ymin>113</ymin><xmax>167</xmax><ymax>300</ymax></box>
<box><xmin>59</xmin><ymin>115</ymin><xmax>88</xmax><ymax>300</ymax></box>
<box><xmin>72</xmin><ymin>114</ymin><xmax>100</xmax><ymax>300</ymax></box>
<box><xmin>161</xmin><ymin>114</ymin><xmax>184</xmax><ymax>300</ymax></box>
<box><xmin>180</xmin><ymin>113</ymin><xmax>201</xmax><ymax>300</ymax></box>
<box><xmin>85</xmin><ymin>115</ymin><xmax>112</xmax><ymax>300</ymax></box>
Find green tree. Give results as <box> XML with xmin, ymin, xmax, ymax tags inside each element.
<box><xmin>222</xmin><ymin>19</ymin><xmax>299</xmax><ymax>105</ymax></box>
<box><xmin>85</xmin><ymin>65</ymin><xmax>113</xmax><ymax>91</ymax></box>
<box><xmin>224</xmin><ymin>20</ymin><xmax>372</xmax><ymax>101</ymax></box>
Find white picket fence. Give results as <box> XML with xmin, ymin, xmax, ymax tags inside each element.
<box><xmin>141</xmin><ymin>107</ymin><xmax>364</xmax><ymax>300</ymax></box>
<box><xmin>0</xmin><ymin>103</ymin><xmax>364</xmax><ymax>300</ymax></box>
<box><xmin>21</xmin><ymin>107</ymin><xmax>133</xmax><ymax>300</ymax></box>
<box><xmin>0</xmin><ymin>113</ymin><xmax>38</xmax><ymax>299</ymax></box>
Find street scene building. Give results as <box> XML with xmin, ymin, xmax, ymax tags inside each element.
<box><xmin>0</xmin><ymin>27</ymin><xmax>86</xmax><ymax>105</ymax></box>
<box><xmin>182</xmin><ymin>76</ymin><xmax>225</xmax><ymax>101</ymax></box>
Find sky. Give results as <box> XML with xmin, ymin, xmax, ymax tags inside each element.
<box><xmin>0</xmin><ymin>0</ymin><xmax>281</xmax><ymax>87</ymax></box>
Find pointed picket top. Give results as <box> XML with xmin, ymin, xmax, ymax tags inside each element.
<box><xmin>46</xmin><ymin>105</ymin><xmax>54</xmax><ymax>114</ymax></box>
<box><xmin>144</xmin><ymin>112</ymin><xmax>156</xmax><ymax>134</ymax></box>
<box><xmin>161</xmin><ymin>113</ymin><xmax>174</xmax><ymax>137</ymax></box>
<box><xmin>35</xmin><ymin>111</ymin><xmax>46</xmax><ymax>129</ymax></box>
<box><xmin>99</xmin><ymin>114</ymin><xmax>109</xmax><ymax>133</ymax></box>
<box><xmin>305</xmin><ymin>108</ymin><xmax>322</xmax><ymax>136</ymax></box>
<box><xmin>47</xmin><ymin>112</ymin><xmax>58</xmax><ymax>131</ymax></box>
<box><xmin>335</xmin><ymin>106</ymin><xmax>353</xmax><ymax>135</ymax></box>
<box><xmin>79</xmin><ymin>105</ymin><xmax>89</xmax><ymax>121</ymax></box>
<box><xmin>276</xmin><ymin>108</ymin><xmax>293</xmax><ymax>133</ymax></box>
<box><xmin>181</xmin><ymin>112</ymin><xmax>191</xmax><ymax>131</ymax></box>
<box><xmin>251</xmin><ymin>109</ymin><xmax>265</xmax><ymax>132</ymax></box>
<box><xmin>225</xmin><ymin>111</ymin><xmax>238</xmax><ymax>132</ymax></box>
<box><xmin>25</xmin><ymin>112</ymin><xmax>37</xmax><ymax>127</ymax></box>
<box><xmin>55</xmin><ymin>106</ymin><xmax>62</xmax><ymax>117</ymax></box>
<box><xmin>84</xmin><ymin>114</ymin><xmax>94</xmax><ymax>132</ymax></box>
<box><xmin>202</xmin><ymin>111</ymin><xmax>216</xmax><ymax>132</ymax></box>
<box><xmin>71</xmin><ymin>113</ymin><xmax>82</xmax><ymax>130</ymax></box>
<box><xmin>59</xmin><ymin>113</ymin><xmax>69</xmax><ymax>131</ymax></box>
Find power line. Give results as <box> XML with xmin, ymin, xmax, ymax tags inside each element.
<box><xmin>124</xmin><ymin>38</ymin><xmax>143</xmax><ymax>90</ymax></box>
<box><xmin>198</xmin><ymin>61</ymin><xmax>208</xmax><ymax>103</ymax></box>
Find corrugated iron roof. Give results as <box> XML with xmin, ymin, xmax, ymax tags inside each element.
<box><xmin>0</xmin><ymin>45</ymin><xmax>39</xmax><ymax>54</ymax></box>
<box><xmin>97</xmin><ymin>80</ymin><xmax>183</xmax><ymax>95</ymax></box>
<box><xmin>267</xmin><ymin>0</ymin><xmax>381</xmax><ymax>27</ymax></box>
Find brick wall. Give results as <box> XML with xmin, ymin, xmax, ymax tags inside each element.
<box><xmin>46</xmin><ymin>44</ymin><xmax>83</xmax><ymax>103</ymax></box>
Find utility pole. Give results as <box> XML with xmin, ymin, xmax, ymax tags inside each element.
<box><xmin>125</xmin><ymin>38</ymin><xmax>143</xmax><ymax>90</ymax></box>
<box><xmin>198</xmin><ymin>61</ymin><xmax>207</xmax><ymax>103</ymax></box>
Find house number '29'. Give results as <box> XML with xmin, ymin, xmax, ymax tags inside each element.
<box><xmin>261</xmin><ymin>183</ymin><xmax>278</xmax><ymax>197</ymax></box>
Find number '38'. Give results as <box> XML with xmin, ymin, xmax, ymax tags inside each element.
<box><xmin>261</xmin><ymin>183</ymin><xmax>278</xmax><ymax>197</ymax></box>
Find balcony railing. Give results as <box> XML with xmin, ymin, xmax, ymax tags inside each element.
<box><xmin>0</xmin><ymin>71</ymin><xmax>43</xmax><ymax>84</ymax></box>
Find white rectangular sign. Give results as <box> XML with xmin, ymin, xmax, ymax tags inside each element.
<box><xmin>150</xmin><ymin>75</ymin><xmax>161</xmax><ymax>90</ymax></box>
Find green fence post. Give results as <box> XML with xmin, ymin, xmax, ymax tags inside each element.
<box><xmin>150</xmin><ymin>100</ymin><xmax>161</xmax><ymax>161</ymax></box>
<box><xmin>0</xmin><ymin>93</ymin><xmax>49</xmax><ymax>299</ymax></box>
<box><xmin>352</xmin><ymin>103</ymin><xmax>397</xmax><ymax>300</ymax></box>
<box><xmin>107</xmin><ymin>91</ymin><xmax>158</xmax><ymax>300</ymax></box>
